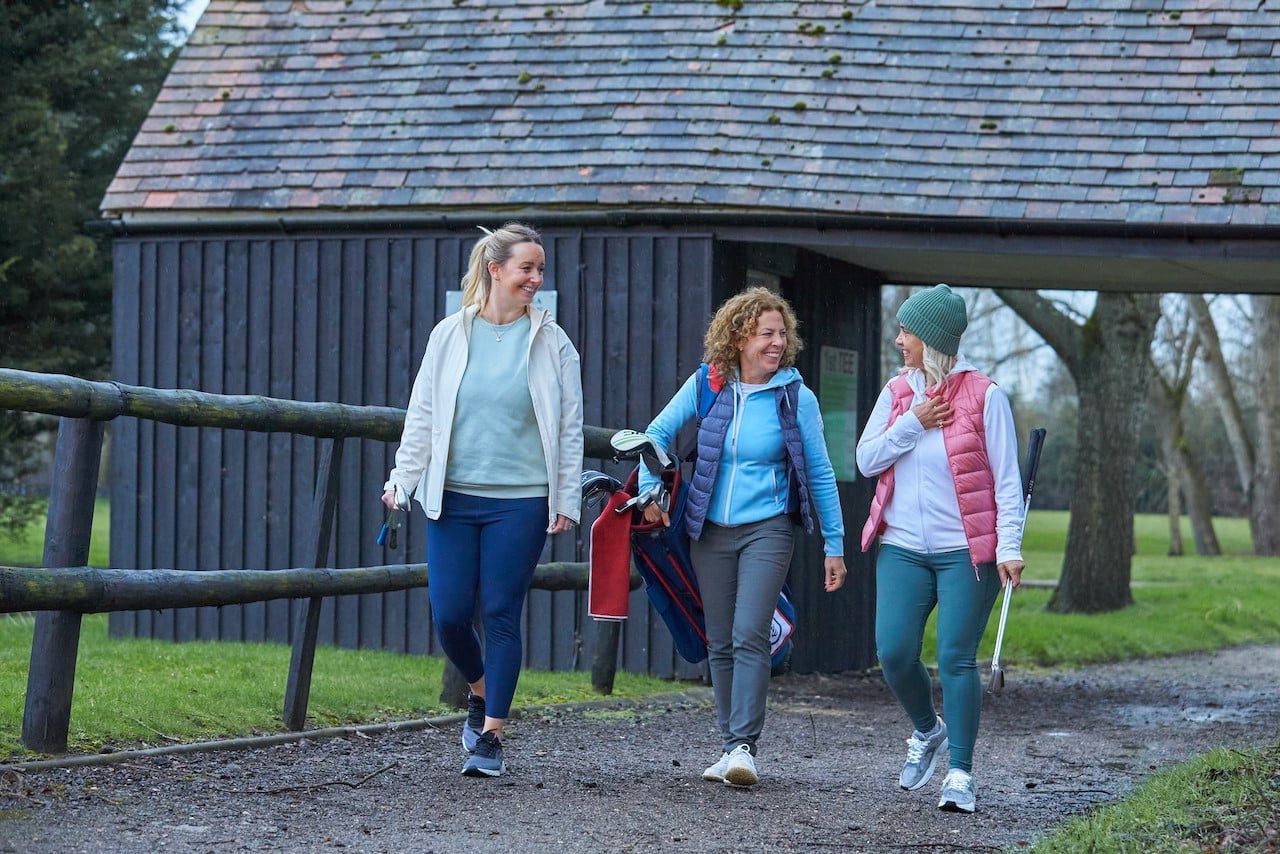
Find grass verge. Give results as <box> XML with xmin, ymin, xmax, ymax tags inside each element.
<box><xmin>1030</xmin><ymin>739</ymin><xmax>1280</xmax><ymax>852</ymax></box>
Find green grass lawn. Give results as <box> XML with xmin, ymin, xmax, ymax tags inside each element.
<box><xmin>0</xmin><ymin>497</ymin><xmax>110</xmax><ymax>568</ymax></box>
<box><xmin>951</xmin><ymin>512</ymin><xmax>1280</xmax><ymax>670</ymax></box>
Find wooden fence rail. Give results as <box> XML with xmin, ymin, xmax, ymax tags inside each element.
<box><xmin>0</xmin><ymin>367</ymin><xmax>616</xmax><ymax>452</ymax></box>
<box><xmin>0</xmin><ymin>367</ymin><xmax>631</xmax><ymax>753</ymax></box>
<box><xmin>0</xmin><ymin>562</ymin><xmax>629</xmax><ymax>612</ymax></box>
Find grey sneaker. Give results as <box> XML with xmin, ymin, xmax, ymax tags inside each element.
<box><xmin>461</xmin><ymin>730</ymin><xmax>505</xmax><ymax>778</ymax></box>
<box><xmin>723</xmin><ymin>744</ymin><xmax>758</xmax><ymax>787</ymax></box>
<box><xmin>462</xmin><ymin>692</ymin><xmax>486</xmax><ymax>754</ymax></box>
<box><xmin>938</xmin><ymin>769</ymin><xmax>976</xmax><ymax>813</ymax></box>
<box><xmin>899</xmin><ymin>717</ymin><xmax>948</xmax><ymax>791</ymax></box>
<box><xmin>702</xmin><ymin>752</ymin><xmax>731</xmax><ymax>782</ymax></box>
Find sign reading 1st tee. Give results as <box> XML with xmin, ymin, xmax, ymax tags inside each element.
<box><xmin>818</xmin><ymin>345</ymin><xmax>859</xmax><ymax>483</ymax></box>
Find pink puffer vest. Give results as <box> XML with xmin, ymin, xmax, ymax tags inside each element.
<box><xmin>860</xmin><ymin>370</ymin><xmax>998</xmax><ymax>566</ymax></box>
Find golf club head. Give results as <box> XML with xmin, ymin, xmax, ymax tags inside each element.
<box><xmin>987</xmin><ymin>667</ymin><xmax>1005</xmax><ymax>694</ymax></box>
<box><xmin>609</xmin><ymin>429</ymin><xmax>673</xmax><ymax>471</ymax></box>
<box><xmin>580</xmin><ymin>469</ymin><xmax>623</xmax><ymax>508</ymax></box>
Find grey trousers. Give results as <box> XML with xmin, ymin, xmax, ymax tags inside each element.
<box><xmin>690</xmin><ymin>514</ymin><xmax>794</xmax><ymax>755</ymax></box>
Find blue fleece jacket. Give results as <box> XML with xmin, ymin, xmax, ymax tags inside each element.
<box><xmin>641</xmin><ymin>367</ymin><xmax>845</xmax><ymax>557</ymax></box>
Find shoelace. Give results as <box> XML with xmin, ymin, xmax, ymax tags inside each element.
<box><xmin>475</xmin><ymin>733</ymin><xmax>502</xmax><ymax>758</ymax></box>
<box><xmin>941</xmin><ymin>770</ymin><xmax>973</xmax><ymax>793</ymax></box>
<box><xmin>905</xmin><ymin>734</ymin><xmax>932</xmax><ymax>763</ymax></box>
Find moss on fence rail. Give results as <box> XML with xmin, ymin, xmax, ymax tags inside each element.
<box><xmin>0</xmin><ymin>562</ymin><xmax>637</xmax><ymax>614</ymax></box>
<box><xmin>0</xmin><ymin>368</ymin><xmax>617</xmax><ymax>455</ymax></box>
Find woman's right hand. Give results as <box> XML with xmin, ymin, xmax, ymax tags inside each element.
<box><xmin>642</xmin><ymin>503</ymin><xmax>670</xmax><ymax>527</ymax></box>
<box><xmin>911</xmin><ymin>396</ymin><xmax>952</xmax><ymax>430</ymax></box>
<box><xmin>381</xmin><ymin>488</ymin><xmax>399</xmax><ymax>510</ymax></box>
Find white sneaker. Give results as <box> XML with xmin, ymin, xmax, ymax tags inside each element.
<box><xmin>899</xmin><ymin>717</ymin><xmax>948</xmax><ymax>791</ymax></box>
<box><xmin>938</xmin><ymin>769</ymin><xmax>976</xmax><ymax>813</ymax></box>
<box><xmin>702</xmin><ymin>752</ymin><xmax>731</xmax><ymax>782</ymax></box>
<box><xmin>723</xmin><ymin>744</ymin><xmax>758</xmax><ymax>787</ymax></box>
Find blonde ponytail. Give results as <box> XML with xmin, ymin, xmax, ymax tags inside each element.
<box><xmin>460</xmin><ymin>222</ymin><xmax>542</xmax><ymax>310</ymax></box>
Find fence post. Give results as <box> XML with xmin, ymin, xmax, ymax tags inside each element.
<box><xmin>21</xmin><ymin>417</ymin><xmax>105</xmax><ymax>753</ymax></box>
<box><xmin>282</xmin><ymin>438</ymin><xmax>344</xmax><ymax>731</ymax></box>
<box><xmin>590</xmin><ymin>621</ymin><xmax>622</xmax><ymax>694</ymax></box>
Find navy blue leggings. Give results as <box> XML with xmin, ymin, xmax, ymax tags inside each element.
<box><xmin>425</xmin><ymin>491</ymin><xmax>548</xmax><ymax>719</ymax></box>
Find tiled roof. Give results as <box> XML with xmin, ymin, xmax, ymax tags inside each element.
<box><xmin>101</xmin><ymin>0</ymin><xmax>1280</xmax><ymax>227</ymax></box>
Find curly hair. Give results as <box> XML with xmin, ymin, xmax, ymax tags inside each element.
<box><xmin>702</xmin><ymin>286</ymin><xmax>803</xmax><ymax>381</ymax></box>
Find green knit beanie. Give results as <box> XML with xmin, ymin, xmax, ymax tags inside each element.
<box><xmin>896</xmin><ymin>284</ymin><xmax>968</xmax><ymax>357</ymax></box>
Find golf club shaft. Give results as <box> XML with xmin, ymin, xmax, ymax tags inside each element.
<box><xmin>990</xmin><ymin>428</ymin><xmax>1047</xmax><ymax>680</ymax></box>
<box><xmin>990</xmin><ymin>578</ymin><xmax>1013</xmax><ymax>668</ymax></box>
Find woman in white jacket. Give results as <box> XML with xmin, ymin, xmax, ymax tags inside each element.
<box><xmin>383</xmin><ymin>222</ymin><xmax>583</xmax><ymax>778</ymax></box>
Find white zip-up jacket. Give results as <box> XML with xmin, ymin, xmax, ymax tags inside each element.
<box><xmin>385</xmin><ymin>304</ymin><xmax>584</xmax><ymax>527</ymax></box>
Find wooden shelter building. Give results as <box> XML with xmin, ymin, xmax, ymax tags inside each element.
<box><xmin>99</xmin><ymin>0</ymin><xmax>1280</xmax><ymax>677</ymax></box>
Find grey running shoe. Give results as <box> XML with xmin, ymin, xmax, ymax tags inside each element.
<box><xmin>462</xmin><ymin>692</ymin><xmax>486</xmax><ymax>754</ymax></box>
<box><xmin>723</xmin><ymin>744</ymin><xmax>758</xmax><ymax>787</ymax></box>
<box><xmin>461</xmin><ymin>730</ymin><xmax>505</xmax><ymax>778</ymax></box>
<box><xmin>938</xmin><ymin>769</ymin><xmax>976</xmax><ymax>813</ymax></box>
<box><xmin>899</xmin><ymin>717</ymin><xmax>948</xmax><ymax>791</ymax></box>
<box><xmin>702</xmin><ymin>752</ymin><xmax>731</xmax><ymax>782</ymax></box>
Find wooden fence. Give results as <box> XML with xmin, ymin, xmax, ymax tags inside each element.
<box><xmin>0</xmin><ymin>367</ymin><xmax>633</xmax><ymax>753</ymax></box>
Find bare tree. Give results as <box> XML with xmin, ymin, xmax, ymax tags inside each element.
<box><xmin>994</xmin><ymin>290</ymin><xmax>1161</xmax><ymax>613</ymax></box>
<box><xmin>1147</xmin><ymin>299</ymin><xmax>1219</xmax><ymax>556</ymax></box>
<box><xmin>1186</xmin><ymin>294</ymin><xmax>1280</xmax><ymax>555</ymax></box>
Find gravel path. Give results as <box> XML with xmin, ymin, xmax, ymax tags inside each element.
<box><xmin>3</xmin><ymin>645</ymin><xmax>1279</xmax><ymax>853</ymax></box>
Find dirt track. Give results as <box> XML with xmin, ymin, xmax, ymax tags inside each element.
<box><xmin>3</xmin><ymin>645</ymin><xmax>1279</xmax><ymax>853</ymax></box>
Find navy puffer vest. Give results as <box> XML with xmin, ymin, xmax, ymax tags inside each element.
<box><xmin>684</xmin><ymin>378</ymin><xmax>813</xmax><ymax>540</ymax></box>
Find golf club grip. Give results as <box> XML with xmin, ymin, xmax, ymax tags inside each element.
<box><xmin>1023</xmin><ymin>427</ymin><xmax>1047</xmax><ymax>502</ymax></box>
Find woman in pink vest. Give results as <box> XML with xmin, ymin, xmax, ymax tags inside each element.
<box><xmin>855</xmin><ymin>284</ymin><xmax>1025</xmax><ymax>815</ymax></box>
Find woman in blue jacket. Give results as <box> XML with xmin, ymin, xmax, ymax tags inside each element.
<box><xmin>640</xmin><ymin>287</ymin><xmax>847</xmax><ymax>787</ymax></box>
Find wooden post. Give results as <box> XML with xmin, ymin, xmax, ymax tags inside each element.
<box><xmin>22</xmin><ymin>417</ymin><xmax>105</xmax><ymax>753</ymax></box>
<box><xmin>283</xmin><ymin>438</ymin><xmax>344</xmax><ymax>731</ymax></box>
<box><xmin>590</xmin><ymin>620</ymin><xmax>622</xmax><ymax>694</ymax></box>
<box><xmin>440</xmin><ymin>660</ymin><xmax>470</xmax><ymax>709</ymax></box>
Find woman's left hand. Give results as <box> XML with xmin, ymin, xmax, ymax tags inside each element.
<box><xmin>548</xmin><ymin>514</ymin><xmax>576</xmax><ymax>535</ymax></box>
<box><xmin>997</xmin><ymin>559</ymin><xmax>1025</xmax><ymax>588</ymax></box>
<box><xmin>824</xmin><ymin>556</ymin><xmax>848</xmax><ymax>592</ymax></box>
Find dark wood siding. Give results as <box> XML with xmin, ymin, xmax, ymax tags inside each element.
<box><xmin>784</xmin><ymin>249</ymin><xmax>883</xmax><ymax>673</ymax></box>
<box><xmin>109</xmin><ymin>227</ymin><xmax>722</xmax><ymax>680</ymax></box>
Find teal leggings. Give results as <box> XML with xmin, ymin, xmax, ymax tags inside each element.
<box><xmin>875</xmin><ymin>544</ymin><xmax>1000</xmax><ymax>773</ymax></box>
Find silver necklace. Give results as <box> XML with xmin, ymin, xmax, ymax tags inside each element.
<box><xmin>480</xmin><ymin>316</ymin><xmax>521</xmax><ymax>342</ymax></box>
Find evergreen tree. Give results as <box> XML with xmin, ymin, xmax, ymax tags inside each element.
<box><xmin>0</xmin><ymin>1</ymin><xmax>181</xmax><ymax>534</ymax></box>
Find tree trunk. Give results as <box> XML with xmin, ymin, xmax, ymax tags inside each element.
<box><xmin>1185</xmin><ymin>296</ymin><xmax>1255</xmax><ymax>504</ymax></box>
<box><xmin>1153</xmin><ymin>403</ymin><xmax>1184</xmax><ymax>556</ymax></box>
<box><xmin>1252</xmin><ymin>295</ymin><xmax>1280</xmax><ymax>555</ymax></box>
<box><xmin>1176</xmin><ymin>435</ymin><xmax>1221</xmax><ymax>556</ymax></box>
<box><xmin>1147</xmin><ymin>365</ymin><xmax>1219</xmax><ymax>557</ymax></box>
<box><xmin>1051</xmin><ymin>325</ymin><xmax>1139</xmax><ymax>613</ymax></box>
<box><xmin>996</xmin><ymin>289</ymin><xmax>1160</xmax><ymax>613</ymax></box>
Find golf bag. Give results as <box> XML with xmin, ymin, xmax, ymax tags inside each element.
<box><xmin>589</xmin><ymin>459</ymin><xmax>796</xmax><ymax>668</ymax></box>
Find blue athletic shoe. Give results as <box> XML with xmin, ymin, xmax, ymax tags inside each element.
<box><xmin>461</xmin><ymin>731</ymin><xmax>505</xmax><ymax>778</ymax></box>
